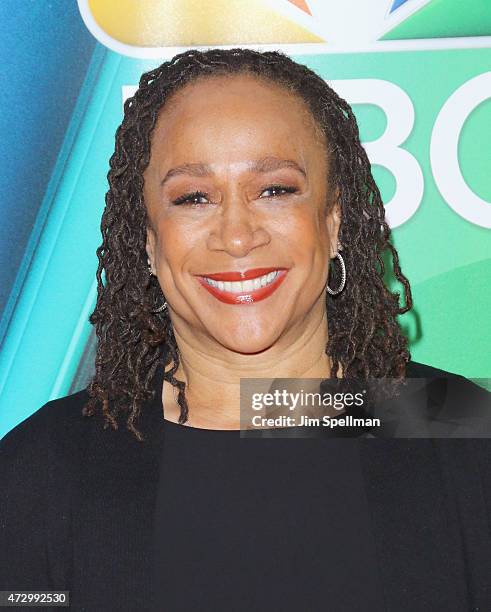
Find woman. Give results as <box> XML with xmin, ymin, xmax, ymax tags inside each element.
<box><xmin>1</xmin><ymin>48</ymin><xmax>490</xmax><ymax>611</ymax></box>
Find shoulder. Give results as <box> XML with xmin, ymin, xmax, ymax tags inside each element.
<box><xmin>401</xmin><ymin>360</ymin><xmax>490</xmax><ymax>437</ymax></box>
<box><xmin>406</xmin><ymin>359</ymin><xmax>466</xmax><ymax>378</ymax></box>
<box><xmin>0</xmin><ymin>390</ymin><xmax>99</xmax><ymax>497</ymax></box>
<box><xmin>0</xmin><ymin>388</ymin><xmax>92</xmax><ymax>455</ymax></box>
<box><xmin>405</xmin><ymin>359</ymin><xmax>489</xmax><ymax>396</ymax></box>
<box><xmin>1</xmin><ymin>385</ymin><xmax>162</xmax><ymax>482</ymax></box>
<box><xmin>0</xmin><ymin>389</ymin><xmax>94</xmax><ymax>545</ymax></box>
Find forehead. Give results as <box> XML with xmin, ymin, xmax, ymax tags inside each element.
<box><xmin>149</xmin><ymin>73</ymin><xmax>326</xmax><ymax>161</ymax></box>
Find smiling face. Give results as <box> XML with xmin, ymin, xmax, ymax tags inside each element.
<box><xmin>144</xmin><ymin>73</ymin><xmax>341</xmax><ymax>354</ymax></box>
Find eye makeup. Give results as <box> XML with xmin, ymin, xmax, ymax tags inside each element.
<box><xmin>171</xmin><ymin>190</ymin><xmax>210</xmax><ymax>206</ymax></box>
<box><xmin>170</xmin><ymin>184</ymin><xmax>299</xmax><ymax>206</ymax></box>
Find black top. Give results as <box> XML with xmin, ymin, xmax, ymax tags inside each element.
<box><xmin>150</xmin><ymin>358</ymin><xmax>490</xmax><ymax>611</ymax></box>
<box><xmin>1</xmin><ymin>359</ymin><xmax>491</xmax><ymax>611</ymax></box>
<box><xmin>153</xmin><ymin>422</ymin><xmax>385</xmax><ymax>611</ymax></box>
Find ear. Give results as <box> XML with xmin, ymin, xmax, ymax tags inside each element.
<box><xmin>325</xmin><ymin>187</ymin><xmax>342</xmax><ymax>259</ymax></box>
<box><xmin>146</xmin><ymin>226</ymin><xmax>157</xmax><ymax>275</ymax></box>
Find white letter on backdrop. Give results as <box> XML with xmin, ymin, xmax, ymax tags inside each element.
<box><xmin>330</xmin><ymin>79</ymin><xmax>423</xmax><ymax>229</ymax></box>
<box><xmin>431</xmin><ymin>72</ymin><xmax>491</xmax><ymax>229</ymax></box>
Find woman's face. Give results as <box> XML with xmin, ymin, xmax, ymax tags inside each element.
<box><xmin>144</xmin><ymin>73</ymin><xmax>341</xmax><ymax>354</ymax></box>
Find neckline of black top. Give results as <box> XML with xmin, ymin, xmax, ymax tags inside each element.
<box><xmin>145</xmin><ymin>360</ymin><xmax>484</xmax><ymax>444</ymax></box>
<box><xmin>150</xmin><ymin>357</ymin><xmax>436</xmax><ymax>439</ymax></box>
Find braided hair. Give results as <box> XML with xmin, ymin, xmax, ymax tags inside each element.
<box><xmin>82</xmin><ymin>48</ymin><xmax>413</xmax><ymax>442</ymax></box>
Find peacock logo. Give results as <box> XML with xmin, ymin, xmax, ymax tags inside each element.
<box><xmin>77</xmin><ymin>0</ymin><xmax>434</xmax><ymax>58</ymax></box>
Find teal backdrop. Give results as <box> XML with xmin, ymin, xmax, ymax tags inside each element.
<box><xmin>0</xmin><ymin>0</ymin><xmax>490</xmax><ymax>438</ymax></box>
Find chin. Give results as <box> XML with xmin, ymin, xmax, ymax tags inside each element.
<box><xmin>222</xmin><ymin>339</ymin><xmax>278</xmax><ymax>355</ymax></box>
<box><xmin>211</xmin><ymin>323</ymin><xmax>283</xmax><ymax>355</ymax></box>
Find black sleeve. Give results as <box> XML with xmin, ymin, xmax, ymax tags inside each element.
<box><xmin>0</xmin><ymin>408</ymin><xmax>53</xmax><ymax>592</ymax></box>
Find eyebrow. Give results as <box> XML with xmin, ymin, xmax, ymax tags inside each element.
<box><xmin>160</xmin><ymin>156</ymin><xmax>307</xmax><ymax>186</ymax></box>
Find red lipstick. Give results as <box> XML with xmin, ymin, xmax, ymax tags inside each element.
<box><xmin>196</xmin><ymin>268</ymin><xmax>289</xmax><ymax>305</ymax></box>
<box><xmin>200</xmin><ymin>267</ymin><xmax>281</xmax><ymax>282</ymax></box>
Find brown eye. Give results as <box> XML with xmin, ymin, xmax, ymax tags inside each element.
<box><xmin>260</xmin><ymin>185</ymin><xmax>298</xmax><ymax>198</ymax></box>
<box><xmin>172</xmin><ymin>191</ymin><xmax>209</xmax><ymax>206</ymax></box>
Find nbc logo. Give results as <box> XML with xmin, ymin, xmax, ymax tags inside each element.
<box><xmin>79</xmin><ymin>0</ymin><xmax>491</xmax><ymax>229</ymax></box>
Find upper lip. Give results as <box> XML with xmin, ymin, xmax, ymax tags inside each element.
<box><xmin>197</xmin><ymin>267</ymin><xmax>287</xmax><ymax>281</ymax></box>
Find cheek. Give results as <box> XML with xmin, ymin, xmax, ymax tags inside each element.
<box><xmin>153</xmin><ymin>218</ymin><xmax>202</xmax><ymax>268</ymax></box>
<box><xmin>275</xmin><ymin>207</ymin><xmax>326</xmax><ymax>257</ymax></box>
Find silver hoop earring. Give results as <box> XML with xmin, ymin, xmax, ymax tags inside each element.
<box><xmin>148</xmin><ymin>260</ymin><xmax>168</xmax><ymax>314</ymax></box>
<box><xmin>326</xmin><ymin>252</ymin><xmax>346</xmax><ymax>296</ymax></box>
<box><xmin>152</xmin><ymin>301</ymin><xmax>168</xmax><ymax>314</ymax></box>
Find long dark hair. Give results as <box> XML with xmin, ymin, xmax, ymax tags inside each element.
<box><xmin>82</xmin><ymin>48</ymin><xmax>413</xmax><ymax>442</ymax></box>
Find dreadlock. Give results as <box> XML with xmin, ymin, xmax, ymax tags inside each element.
<box><xmin>82</xmin><ymin>47</ymin><xmax>413</xmax><ymax>442</ymax></box>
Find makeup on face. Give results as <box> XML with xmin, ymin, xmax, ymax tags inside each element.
<box><xmin>143</xmin><ymin>74</ymin><xmax>338</xmax><ymax>354</ymax></box>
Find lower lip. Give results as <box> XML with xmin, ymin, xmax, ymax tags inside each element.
<box><xmin>197</xmin><ymin>270</ymin><xmax>288</xmax><ymax>305</ymax></box>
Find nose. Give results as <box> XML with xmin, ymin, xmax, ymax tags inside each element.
<box><xmin>206</xmin><ymin>196</ymin><xmax>270</xmax><ymax>258</ymax></box>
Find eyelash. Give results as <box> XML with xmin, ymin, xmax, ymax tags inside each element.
<box><xmin>172</xmin><ymin>191</ymin><xmax>209</xmax><ymax>206</ymax></box>
<box><xmin>171</xmin><ymin>185</ymin><xmax>298</xmax><ymax>206</ymax></box>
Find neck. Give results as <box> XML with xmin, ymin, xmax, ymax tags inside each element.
<box><xmin>162</xmin><ymin>305</ymin><xmax>341</xmax><ymax>429</ymax></box>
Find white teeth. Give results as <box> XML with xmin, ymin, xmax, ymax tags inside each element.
<box><xmin>203</xmin><ymin>271</ymin><xmax>280</xmax><ymax>293</ymax></box>
<box><xmin>243</xmin><ymin>279</ymin><xmax>256</xmax><ymax>292</ymax></box>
